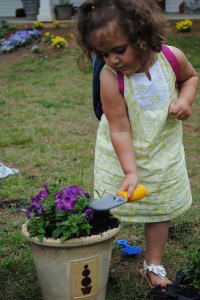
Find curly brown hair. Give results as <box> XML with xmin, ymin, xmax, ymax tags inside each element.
<box><xmin>77</xmin><ymin>0</ymin><xmax>168</xmax><ymax>71</ymax></box>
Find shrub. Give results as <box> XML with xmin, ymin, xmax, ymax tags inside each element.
<box><xmin>182</xmin><ymin>249</ymin><xmax>200</xmax><ymax>289</ymax></box>
<box><xmin>0</xmin><ymin>19</ymin><xmax>8</xmax><ymax>38</ymax></box>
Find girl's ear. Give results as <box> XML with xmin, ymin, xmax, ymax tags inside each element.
<box><xmin>139</xmin><ymin>40</ymin><xmax>148</xmax><ymax>51</ymax></box>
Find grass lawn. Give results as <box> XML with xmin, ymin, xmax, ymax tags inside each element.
<box><xmin>0</xmin><ymin>25</ymin><xmax>199</xmax><ymax>300</ymax></box>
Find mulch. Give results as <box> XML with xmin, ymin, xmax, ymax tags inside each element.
<box><xmin>0</xmin><ymin>21</ymin><xmax>78</xmax><ymax>67</ymax></box>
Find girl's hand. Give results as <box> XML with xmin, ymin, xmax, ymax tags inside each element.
<box><xmin>168</xmin><ymin>96</ymin><xmax>191</xmax><ymax>121</ymax></box>
<box><xmin>118</xmin><ymin>173</ymin><xmax>138</xmax><ymax>200</ymax></box>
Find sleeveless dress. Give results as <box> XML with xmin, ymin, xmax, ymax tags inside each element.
<box><xmin>94</xmin><ymin>51</ymin><xmax>192</xmax><ymax>223</ymax></box>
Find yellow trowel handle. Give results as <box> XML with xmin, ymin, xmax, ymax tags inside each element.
<box><xmin>117</xmin><ymin>184</ymin><xmax>147</xmax><ymax>202</ymax></box>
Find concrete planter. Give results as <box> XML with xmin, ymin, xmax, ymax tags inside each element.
<box><xmin>22</xmin><ymin>223</ymin><xmax>121</xmax><ymax>300</ymax></box>
<box><xmin>22</xmin><ymin>0</ymin><xmax>40</xmax><ymax>20</ymax></box>
<box><xmin>55</xmin><ymin>4</ymin><xmax>73</xmax><ymax>20</ymax></box>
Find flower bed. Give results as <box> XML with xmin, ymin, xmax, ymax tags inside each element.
<box><xmin>0</xmin><ymin>29</ymin><xmax>41</xmax><ymax>53</ymax></box>
<box><xmin>0</xmin><ymin>21</ymin><xmax>75</xmax><ymax>55</ymax></box>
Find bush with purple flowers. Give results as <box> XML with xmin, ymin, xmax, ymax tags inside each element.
<box><xmin>26</xmin><ymin>183</ymin><xmax>94</xmax><ymax>243</ymax></box>
<box><xmin>0</xmin><ymin>29</ymin><xmax>41</xmax><ymax>54</ymax></box>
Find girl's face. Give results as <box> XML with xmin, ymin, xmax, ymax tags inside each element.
<box><xmin>92</xmin><ymin>23</ymin><xmax>141</xmax><ymax>76</ymax></box>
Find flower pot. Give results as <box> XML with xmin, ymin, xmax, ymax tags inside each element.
<box><xmin>175</xmin><ymin>287</ymin><xmax>200</xmax><ymax>300</ymax></box>
<box><xmin>55</xmin><ymin>4</ymin><xmax>73</xmax><ymax>20</ymax></box>
<box><xmin>150</xmin><ymin>284</ymin><xmax>200</xmax><ymax>300</ymax></box>
<box><xmin>22</xmin><ymin>0</ymin><xmax>40</xmax><ymax>20</ymax></box>
<box><xmin>22</xmin><ymin>223</ymin><xmax>121</xmax><ymax>300</ymax></box>
<box><xmin>175</xmin><ymin>269</ymin><xmax>192</xmax><ymax>286</ymax></box>
<box><xmin>150</xmin><ymin>285</ymin><xmax>179</xmax><ymax>300</ymax></box>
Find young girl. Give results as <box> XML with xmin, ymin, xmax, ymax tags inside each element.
<box><xmin>77</xmin><ymin>0</ymin><xmax>198</xmax><ymax>288</ymax></box>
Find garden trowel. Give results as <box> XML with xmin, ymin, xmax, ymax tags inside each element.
<box><xmin>88</xmin><ymin>184</ymin><xmax>147</xmax><ymax>211</ymax></box>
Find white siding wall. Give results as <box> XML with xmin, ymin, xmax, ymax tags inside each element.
<box><xmin>165</xmin><ymin>0</ymin><xmax>182</xmax><ymax>13</ymax></box>
<box><xmin>53</xmin><ymin>0</ymin><xmax>84</xmax><ymax>6</ymax></box>
<box><xmin>185</xmin><ymin>0</ymin><xmax>200</xmax><ymax>13</ymax></box>
<box><xmin>0</xmin><ymin>0</ymin><xmax>23</xmax><ymax>17</ymax></box>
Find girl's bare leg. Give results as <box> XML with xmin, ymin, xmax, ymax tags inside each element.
<box><xmin>144</xmin><ymin>221</ymin><xmax>172</xmax><ymax>288</ymax></box>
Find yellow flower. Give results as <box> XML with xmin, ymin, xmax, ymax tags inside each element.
<box><xmin>43</xmin><ymin>32</ymin><xmax>54</xmax><ymax>44</ymax></box>
<box><xmin>51</xmin><ymin>36</ymin><xmax>68</xmax><ymax>48</ymax></box>
<box><xmin>33</xmin><ymin>21</ymin><xmax>44</xmax><ymax>29</ymax></box>
<box><xmin>176</xmin><ymin>19</ymin><xmax>193</xmax><ymax>32</ymax></box>
<box><xmin>53</xmin><ymin>20</ymin><xmax>60</xmax><ymax>28</ymax></box>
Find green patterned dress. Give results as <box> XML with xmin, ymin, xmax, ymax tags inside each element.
<box><xmin>94</xmin><ymin>51</ymin><xmax>192</xmax><ymax>222</ymax></box>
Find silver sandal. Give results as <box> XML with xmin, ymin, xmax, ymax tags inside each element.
<box><xmin>139</xmin><ymin>260</ymin><xmax>167</xmax><ymax>288</ymax></box>
<box><xmin>144</xmin><ymin>260</ymin><xmax>166</xmax><ymax>281</ymax></box>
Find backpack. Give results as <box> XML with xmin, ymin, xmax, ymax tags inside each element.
<box><xmin>92</xmin><ymin>44</ymin><xmax>180</xmax><ymax>121</ymax></box>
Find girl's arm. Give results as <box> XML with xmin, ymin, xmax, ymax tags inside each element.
<box><xmin>168</xmin><ymin>47</ymin><xmax>199</xmax><ymax>121</ymax></box>
<box><xmin>100</xmin><ymin>68</ymin><xmax>137</xmax><ymax>198</ymax></box>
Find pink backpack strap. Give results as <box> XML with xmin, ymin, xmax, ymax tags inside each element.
<box><xmin>162</xmin><ymin>44</ymin><xmax>180</xmax><ymax>88</ymax></box>
<box><xmin>117</xmin><ymin>71</ymin><xmax>124</xmax><ymax>96</ymax></box>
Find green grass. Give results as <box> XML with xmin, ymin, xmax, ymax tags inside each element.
<box><xmin>0</xmin><ymin>30</ymin><xmax>199</xmax><ymax>300</ymax></box>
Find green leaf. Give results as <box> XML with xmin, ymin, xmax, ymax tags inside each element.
<box><xmin>37</xmin><ymin>234</ymin><xmax>44</xmax><ymax>242</ymax></box>
<box><xmin>61</xmin><ymin>220</ymin><xmax>71</xmax><ymax>226</ymax></box>
<box><xmin>37</xmin><ymin>227</ymin><xmax>46</xmax><ymax>234</ymax></box>
<box><xmin>55</xmin><ymin>221</ymin><xmax>62</xmax><ymax>227</ymax></box>
<box><xmin>60</xmin><ymin>234</ymin><xmax>71</xmax><ymax>243</ymax></box>
<box><xmin>52</xmin><ymin>227</ymin><xmax>64</xmax><ymax>239</ymax></box>
<box><xmin>71</xmin><ymin>226</ymin><xmax>78</xmax><ymax>233</ymax></box>
<box><xmin>56</xmin><ymin>210</ymin><xmax>68</xmax><ymax>217</ymax></box>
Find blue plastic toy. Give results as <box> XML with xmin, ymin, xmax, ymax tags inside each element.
<box><xmin>115</xmin><ymin>239</ymin><xmax>143</xmax><ymax>256</ymax></box>
<box><xmin>122</xmin><ymin>246</ymin><xmax>143</xmax><ymax>255</ymax></box>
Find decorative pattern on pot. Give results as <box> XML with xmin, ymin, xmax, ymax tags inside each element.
<box><xmin>70</xmin><ymin>256</ymin><xmax>99</xmax><ymax>298</ymax></box>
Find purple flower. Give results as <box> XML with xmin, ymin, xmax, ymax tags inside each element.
<box><xmin>34</xmin><ymin>186</ymin><xmax>48</xmax><ymax>201</ymax></box>
<box><xmin>84</xmin><ymin>208</ymin><xmax>93</xmax><ymax>219</ymax></box>
<box><xmin>25</xmin><ymin>185</ymin><xmax>48</xmax><ymax>219</ymax></box>
<box><xmin>26</xmin><ymin>184</ymin><xmax>93</xmax><ymax>222</ymax></box>
<box><xmin>54</xmin><ymin>185</ymin><xmax>91</xmax><ymax>212</ymax></box>
<box><xmin>0</xmin><ymin>29</ymin><xmax>41</xmax><ymax>54</ymax></box>
<box><xmin>31</xmin><ymin>198</ymin><xmax>41</xmax><ymax>208</ymax></box>
<box><xmin>26</xmin><ymin>206</ymin><xmax>34</xmax><ymax>219</ymax></box>
<box><xmin>54</xmin><ymin>186</ymin><xmax>79</xmax><ymax>211</ymax></box>
<box><xmin>65</xmin><ymin>186</ymin><xmax>85</xmax><ymax>195</ymax></box>
<box><xmin>54</xmin><ymin>198</ymin><xmax>75</xmax><ymax>211</ymax></box>
<box><xmin>26</xmin><ymin>200</ymin><xmax>45</xmax><ymax>218</ymax></box>
<box><xmin>84</xmin><ymin>193</ymin><xmax>91</xmax><ymax>201</ymax></box>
